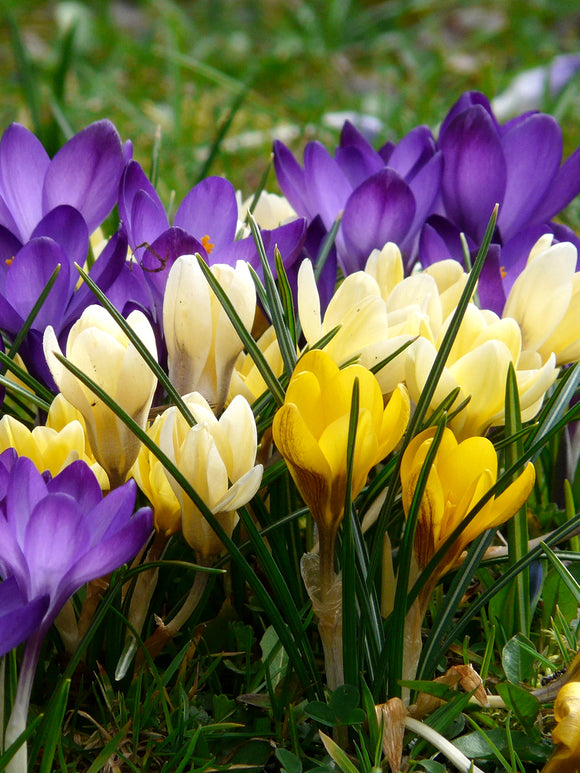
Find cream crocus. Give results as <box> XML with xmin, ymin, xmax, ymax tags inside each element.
<box><xmin>163</xmin><ymin>255</ymin><xmax>256</xmax><ymax>413</ymax></box>
<box><xmin>0</xmin><ymin>395</ymin><xmax>107</xmax><ymax>486</ymax></box>
<box><xmin>401</xmin><ymin>426</ymin><xmax>535</xmax><ymax>580</ymax></box>
<box><xmin>238</xmin><ymin>190</ymin><xmax>298</xmax><ymax>229</ymax></box>
<box><xmin>503</xmin><ymin>236</ymin><xmax>580</xmax><ymax>365</ymax></box>
<box><xmin>43</xmin><ymin>305</ymin><xmax>158</xmax><ymax>487</ymax></box>
<box><xmin>298</xmin><ymin>258</ymin><xmax>413</xmax><ymax>392</ymax></box>
<box><xmin>406</xmin><ymin>304</ymin><xmax>558</xmax><ymax>439</ymax></box>
<box><xmin>159</xmin><ymin>392</ymin><xmax>263</xmax><ymax>562</ymax></box>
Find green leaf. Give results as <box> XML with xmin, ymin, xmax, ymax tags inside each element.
<box><xmin>276</xmin><ymin>748</ymin><xmax>303</xmax><ymax>773</ymax></box>
<box><xmin>453</xmin><ymin>728</ymin><xmax>551</xmax><ymax>765</ymax></box>
<box><xmin>330</xmin><ymin>684</ymin><xmax>365</xmax><ymax>725</ymax></box>
<box><xmin>38</xmin><ymin>679</ymin><xmax>71</xmax><ymax>773</ymax></box>
<box><xmin>319</xmin><ymin>731</ymin><xmax>361</xmax><ymax>773</ymax></box>
<box><xmin>415</xmin><ymin>762</ymin><xmax>448</xmax><ymax>773</ymax></box>
<box><xmin>540</xmin><ymin>540</ymin><xmax>580</xmax><ymax>604</ymax></box>
<box><xmin>502</xmin><ymin>634</ymin><xmax>537</xmax><ymax>684</ymax></box>
<box><xmin>304</xmin><ymin>701</ymin><xmax>338</xmax><ymax>727</ymax></box>
<box><xmin>495</xmin><ymin>682</ymin><xmax>540</xmax><ymax>728</ymax></box>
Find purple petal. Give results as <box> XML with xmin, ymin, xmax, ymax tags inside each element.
<box><xmin>406</xmin><ymin>151</ymin><xmax>443</xmax><ymax>241</ymax></box>
<box><xmin>43</xmin><ymin>120</ymin><xmax>124</xmax><ymax>234</ymax></box>
<box><xmin>174</xmin><ymin>177</ymin><xmax>238</xmax><ymax>251</ymax></box>
<box><xmin>0</xmin><ymin>578</ymin><xmax>49</xmax><ymax>657</ymax></box>
<box><xmin>273</xmin><ymin>140</ymin><xmax>312</xmax><ymax>219</ymax></box>
<box><xmin>119</xmin><ymin>161</ymin><xmax>167</xmax><ymax>249</ymax></box>
<box><xmin>48</xmin><ymin>460</ymin><xmax>103</xmax><ymax>514</ymax></box>
<box><xmin>63</xmin><ymin>506</ymin><xmax>152</xmax><ymax>598</ymax></box>
<box><xmin>439</xmin><ymin>91</ymin><xmax>498</xmax><ymax>138</ymax></box>
<box><xmin>388</xmin><ymin>125</ymin><xmax>438</xmax><ymax>182</ymax></box>
<box><xmin>440</xmin><ymin>104</ymin><xmax>507</xmax><ymax>242</ymax></box>
<box><xmin>334</xmin><ymin>146</ymin><xmax>383</xmax><ymax>188</ymax></box>
<box><xmin>378</xmin><ymin>140</ymin><xmax>395</xmax><ymax>164</ymax></box>
<box><xmin>0</xmin><ymin>226</ymin><xmax>23</xmax><ymax>289</ymax></box>
<box><xmin>64</xmin><ymin>227</ymin><xmax>128</xmax><ymax>325</ymax></box>
<box><xmin>0</xmin><ymin>124</ymin><xmax>50</xmax><ymax>242</ymax></box>
<box><xmin>418</xmin><ymin>215</ymin><xmax>472</xmax><ymax>267</ymax></box>
<box><xmin>6</xmin><ymin>237</ymin><xmax>72</xmax><ymax>332</ymax></box>
<box><xmin>129</xmin><ymin>190</ymin><xmax>170</xmax><ymax>258</ymax></box>
<box><xmin>341</xmin><ymin>169</ymin><xmax>416</xmax><ymax>274</ymax></box>
<box><xmin>303</xmin><ymin>141</ymin><xmax>352</xmax><ymax>230</ymax></box>
<box><xmin>5</xmin><ymin>457</ymin><xmax>48</xmax><ymax>551</ymax></box>
<box><xmin>30</xmin><ymin>204</ymin><xmax>89</xmax><ymax>267</ymax></box>
<box><xmin>498</xmin><ymin>114</ymin><xmax>562</xmax><ymax>241</ymax></box>
<box><xmin>476</xmin><ymin>243</ymin><xmax>506</xmax><ymax>314</ymax></box>
<box><xmin>83</xmin><ymin>479</ymin><xmax>137</xmax><ymax>547</ymax></box>
<box><xmin>530</xmin><ymin>145</ymin><xmax>580</xmax><ymax>224</ymax></box>
<box><xmin>24</xmin><ymin>494</ymin><xmax>90</xmax><ymax>600</ymax></box>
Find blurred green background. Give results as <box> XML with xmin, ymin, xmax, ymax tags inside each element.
<box><xmin>1</xmin><ymin>0</ymin><xmax>580</xmax><ymax>205</ymax></box>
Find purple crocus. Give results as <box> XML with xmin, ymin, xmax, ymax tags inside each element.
<box><xmin>273</xmin><ymin>120</ymin><xmax>442</xmax><ymax>273</ymax></box>
<box><xmin>115</xmin><ymin>161</ymin><xmax>307</xmax><ymax>321</ymax></box>
<box><xmin>419</xmin><ymin>91</ymin><xmax>580</xmax><ymax>313</ymax></box>
<box><xmin>0</xmin><ymin>451</ymin><xmax>152</xmax><ymax>770</ymax></box>
<box><xmin>0</xmin><ymin>121</ymin><xmax>125</xmax><ymax>243</ymax></box>
<box><xmin>0</xmin><ymin>122</ymin><xmax>127</xmax><ymax>385</ymax></box>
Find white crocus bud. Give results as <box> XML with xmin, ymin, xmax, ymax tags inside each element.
<box><xmin>43</xmin><ymin>305</ymin><xmax>158</xmax><ymax>487</ymax></box>
<box><xmin>163</xmin><ymin>255</ymin><xmax>256</xmax><ymax>413</ymax></box>
<box><xmin>159</xmin><ymin>392</ymin><xmax>263</xmax><ymax>562</ymax></box>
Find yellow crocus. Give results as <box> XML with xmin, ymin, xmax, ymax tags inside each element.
<box><xmin>401</xmin><ymin>426</ymin><xmax>535</xmax><ymax>579</ymax></box>
<box><xmin>0</xmin><ymin>394</ymin><xmax>108</xmax><ymax>486</ymax></box>
<box><xmin>272</xmin><ymin>350</ymin><xmax>410</xmax><ymax>579</ymax></box>
<box><xmin>130</xmin><ymin>412</ymin><xmax>182</xmax><ymax>536</ymax></box>
<box><xmin>544</xmin><ymin>680</ymin><xmax>580</xmax><ymax>772</ymax></box>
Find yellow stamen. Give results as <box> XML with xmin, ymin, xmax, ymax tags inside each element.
<box><xmin>5</xmin><ymin>257</ymin><xmax>14</xmax><ymax>266</ymax></box>
<box><xmin>500</xmin><ymin>265</ymin><xmax>507</xmax><ymax>279</ymax></box>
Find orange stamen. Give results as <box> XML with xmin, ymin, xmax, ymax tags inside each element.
<box><xmin>201</xmin><ymin>234</ymin><xmax>214</xmax><ymax>254</ymax></box>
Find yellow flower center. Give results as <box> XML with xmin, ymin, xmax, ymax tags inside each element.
<box><xmin>5</xmin><ymin>256</ymin><xmax>14</xmax><ymax>266</ymax></box>
<box><xmin>202</xmin><ymin>234</ymin><xmax>214</xmax><ymax>254</ymax></box>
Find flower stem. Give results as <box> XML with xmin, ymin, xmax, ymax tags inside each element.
<box><xmin>5</xmin><ymin>631</ymin><xmax>44</xmax><ymax>773</ymax></box>
<box><xmin>141</xmin><ymin>566</ymin><xmax>210</xmax><ymax>662</ymax></box>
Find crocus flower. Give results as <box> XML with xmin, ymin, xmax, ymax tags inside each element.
<box><xmin>400</xmin><ymin>426</ymin><xmax>535</xmax><ymax>581</ymax></box>
<box><xmin>163</xmin><ymin>255</ymin><xmax>256</xmax><ymax>412</ymax></box>
<box><xmin>419</xmin><ymin>91</ymin><xmax>580</xmax><ymax>312</ymax></box>
<box><xmin>130</xmin><ymin>411</ymin><xmax>182</xmax><ymax>537</ymax></box>
<box><xmin>272</xmin><ymin>350</ymin><xmax>410</xmax><ymax>586</ymax></box>
<box><xmin>0</xmin><ymin>396</ymin><xmax>107</xmax><ymax>486</ymax></box>
<box><xmin>0</xmin><ymin>120</ymin><xmax>125</xmax><ymax>245</ymax></box>
<box><xmin>228</xmin><ymin>325</ymin><xmax>284</xmax><ymax>405</ymax></box>
<box><xmin>159</xmin><ymin>392</ymin><xmax>263</xmax><ymax>562</ymax></box>
<box><xmin>273</xmin><ymin>120</ymin><xmax>442</xmax><ymax>273</ymax></box>
<box><xmin>117</xmin><ymin>161</ymin><xmax>306</xmax><ymax>319</ymax></box>
<box><xmin>43</xmin><ymin>304</ymin><xmax>158</xmax><ymax>487</ymax></box>
<box><xmin>0</xmin><ymin>452</ymin><xmax>152</xmax><ymax>772</ymax></box>
<box><xmin>405</xmin><ymin>303</ymin><xmax>558</xmax><ymax>439</ymax></box>
<box><xmin>543</xmin><ymin>680</ymin><xmax>580</xmax><ymax>772</ymax></box>
<box><xmin>503</xmin><ymin>236</ymin><xmax>580</xmax><ymax>365</ymax></box>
